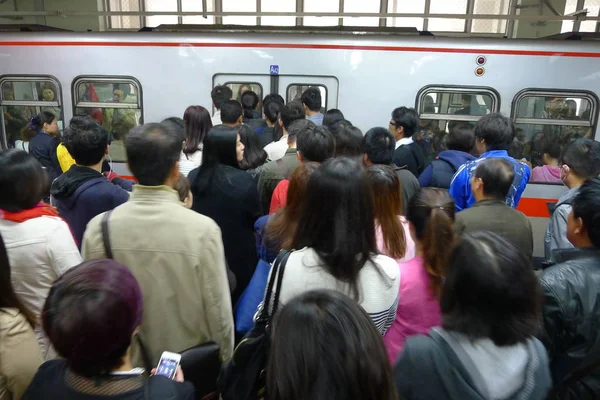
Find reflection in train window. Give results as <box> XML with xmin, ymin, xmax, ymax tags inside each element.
<box><xmin>511</xmin><ymin>91</ymin><xmax>597</xmax><ymax>184</ymax></box>
<box><xmin>224</xmin><ymin>82</ymin><xmax>263</xmax><ymax>110</ymax></box>
<box><xmin>286</xmin><ymin>84</ymin><xmax>328</xmax><ymax>110</ymax></box>
<box><xmin>72</xmin><ymin>77</ymin><xmax>143</xmax><ymax>162</ymax></box>
<box><xmin>0</xmin><ymin>76</ymin><xmax>63</xmax><ymax>150</ymax></box>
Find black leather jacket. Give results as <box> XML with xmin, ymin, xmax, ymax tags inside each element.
<box><xmin>539</xmin><ymin>247</ymin><xmax>600</xmax><ymax>399</ymax></box>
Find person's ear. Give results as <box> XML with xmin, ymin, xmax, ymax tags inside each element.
<box><xmin>363</xmin><ymin>153</ymin><xmax>370</xmax><ymax>166</ymax></box>
<box><xmin>574</xmin><ymin>216</ymin><xmax>585</xmax><ymax>236</ymax></box>
<box><xmin>297</xmin><ymin>152</ymin><xmax>304</xmax><ymax>163</ymax></box>
<box><xmin>105</xmin><ymin>145</ymin><xmax>109</xmax><ymax>155</ymax></box>
<box><xmin>237</xmin><ymin>115</ymin><xmax>243</xmax><ymax>125</ymax></box>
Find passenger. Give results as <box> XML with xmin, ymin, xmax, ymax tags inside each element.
<box><xmin>269</xmin><ymin>124</ymin><xmax>334</xmax><ymax>214</ymax></box>
<box><xmin>257</xmin><ymin>99</ymin><xmax>283</xmax><ymax>148</ymax></box>
<box><xmin>241</xmin><ymin>90</ymin><xmax>263</xmax><ymax>121</ymax></box>
<box><xmin>107</xmin><ymin>113</ymin><xmax>136</xmax><ymax>163</ymax></box>
<box><xmin>365</xmin><ymin>165</ymin><xmax>416</xmax><ymax>263</ymax></box>
<box><xmin>211</xmin><ymin>85</ymin><xmax>233</xmax><ymax>126</ymax></box>
<box><xmin>263</xmin><ymin>101</ymin><xmax>305</xmax><ymax>161</ymax></box>
<box><xmin>103</xmin><ymin>89</ymin><xmax>137</xmax><ymax>140</ymax></box>
<box><xmin>14</xmin><ymin>125</ymin><xmax>37</xmax><ymax>153</ymax></box>
<box><xmin>23</xmin><ymin>259</ymin><xmax>195</xmax><ymax>399</ymax></box>
<box><xmin>258</xmin><ymin>118</ymin><xmax>307</xmax><ymax>213</ymax></box>
<box><xmin>271</xmin><ymin>158</ymin><xmax>400</xmax><ymax>334</ymax></box>
<box><xmin>236</xmin><ymin>84</ymin><xmax>251</xmax><ymax>102</ymax></box>
<box><xmin>545</xmin><ymin>139</ymin><xmax>600</xmax><ymax>261</ymax></box>
<box><xmin>28</xmin><ymin>111</ymin><xmax>62</xmax><ymax>182</ymax></box>
<box><xmin>301</xmin><ymin>87</ymin><xmax>324</xmax><ymax>126</ymax></box>
<box><xmin>220</xmin><ymin>100</ymin><xmax>243</xmax><ymax>128</ymax></box>
<box><xmin>327</xmin><ymin>119</ymin><xmax>353</xmax><ymax>135</ymax></box>
<box><xmin>173</xmin><ymin>173</ymin><xmax>193</xmax><ymax>209</ymax></box>
<box><xmin>179</xmin><ymin>105</ymin><xmax>212</xmax><ymax>177</ymax></box>
<box><xmin>455</xmin><ymin>158</ymin><xmax>533</xmax><ymax>259</ymax></box>
<box><xmin>332</xmin><ymin>126</ymin><xmax>363</xmax><ymax>159</ymax></box>
<box><xmin>323</xmin><ymin>108</ymin><xmax>345</xmax><ymax>131</ymax></box>
<box><xmin>82</xmin><ymin>123</ymin><xmax>234</xmax><ymax>367</ymax></box>
<box><xmin>0</xmin><ymin>233</ymin><xmax>43</xmax><ymax>400</ymax></box>
<box><xmin>160</xmin><ymin>117</ymin><xmax>186</xmax><ymax>143</ymax></box>
<box><xmin>418</xmin><ymin>125</ymin><xmax>476</xmax><ymax>189</ymax></box>
<box><xmin>267</xmin><ymin>290</ymin><xmax>397</xmax><ymax>400</ymax></box>
<box><xmin>530</xmin><ymin>138</ymin><xmax>561</xmax><ymax>183</ymax></box>
<box><xmin>389</xmin><ymin>107</ymin><xmax>427</xmax><ymax>178</ymax></box>
<box><xmin>453</xmin><ymin>94</ymin><xmax>472</xmax><ymax>115</ymax></box>
<box><xmin>0</xmin><ymin>149</ymin><xmax>81</xmax><ymax>359</ymax></box>
<box><xmin>262</xmin><ymin>93</ymin><xmax>284</xmax><ymax>106</ymax></box>
<box><xmin>188</xmin><ymin>126</ymin><xmax>261</xmax><ymax>303</ymax></box>
<box><xmin>50</xmin><ymin>116</ymin><xmax>133</xmax><ymax>248</ymax></box>
<box><xmin>362</xmin><ymin>127</ymin><xmax>420</xmax><ymax>216</ymax></box>
<box><xmin>394</xmin><ymin>231</ymin><xmax>551</xmax><ymax>400</ymax></box>
<box><xmin>238</xmin><ymin>124</ymin><xmax>269</xmax><ymax>185</ymax></box>
<box><xmin>539</xmin><ymin>178</ymin><xmax>600</xmax><ymax>398</ymax></box>
<box><xmin>449</xmin><ymin>113</ymin><xmax>531</xmax><ymax>211</ymax></box>
<box><xmin>382</xmin><ymin>188</ymin><xmax>454</xmax><ymax>362</ymax></box>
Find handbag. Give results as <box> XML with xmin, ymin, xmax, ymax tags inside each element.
<box><xmin>234</xmin><ymin>258</ymin><xmax>272</xmax><ymax>335</ymax></box>
<box><xmin>217</xmin><ymin>249</ymin><xmax>291</xmax><ymax>400</ymax></box>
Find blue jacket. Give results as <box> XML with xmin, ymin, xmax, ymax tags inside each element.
<box><xmin>449</xmin><ymin>150</ymin><xmax>531</xmax><ymax>212</ymax></box>
<box><xmin>418</xmin><ymin>150</ymin><xmax>476</xmax><ymax>189</ymax></box>
<box><xmin>50</xmin><ymin>165</ymin><xmax>133</xmax><ymax>247</ymax></box>
<box><xmin>29</xmin><ymin>131</ymin><xmax>62</xmax><ymax>182</ymax></box>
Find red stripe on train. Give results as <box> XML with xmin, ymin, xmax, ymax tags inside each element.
<box><xmin>517</xmin><ymin>197</ymin><xmax>556</xmax><ymax>218</ymax></box>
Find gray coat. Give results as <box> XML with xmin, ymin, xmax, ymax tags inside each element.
<box><xmin>544</xmin><ymin>187</ymin><xmax>579</xmax><ymax>261</ymax></box>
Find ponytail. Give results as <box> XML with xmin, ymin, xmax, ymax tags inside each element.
<box><xmin>29</xmin><ymin>111</ymin><xmax>55</xmax><ymax>132</ymax></box>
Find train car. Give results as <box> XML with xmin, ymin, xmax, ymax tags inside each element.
<box><xmin>1</xmin><ymin>28</ymin><xmax>598</xmax><ymax>259</ymax></box>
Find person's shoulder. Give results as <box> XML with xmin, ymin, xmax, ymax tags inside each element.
<box><xmin>25</xmin><ymin>359</ymin><xmax>67</xmax><ymax>392</ymax></box>
<box><xmin>539</xmin><ymin>259</ymin><xmax>587</xmax><ymax>294</ymax></box>
<box><xmin>0</xmin><ymin>308</ymin><xmax>32</xmax><ymax>338</ymax></box>
<box><xmin>370</xmin><ymin>254</ymin><xmax>400</xmax><ymax>279</ymax></box>
<box><xmin>146</xmin><ymin>376</ymin><xmax>195</xmax><ymax>400</ymax></box>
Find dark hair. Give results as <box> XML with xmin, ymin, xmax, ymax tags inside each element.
<box><xmin>0</xmin><ymin>234</ymin><xmax>36</xmax><ymax>327</ymax></box>
<box><xmin>560</xmin><ymin>139</ymin><xmax>600</xmax><ymax>178</ymax></box>
<box><xmin>267</xmin><ymin>290</ymin><xmax>396</xmax><ymax>400</ymax></box>
<box><xmin>406</xmin><ymin>188</ymin><xmax>456</xmax><ymax>298</ymax></box>
<box><xmin>474</xmin><ymin>158</ymin><xmax>514</xmax><ymax>200</ymax></box>
<box><xmin>363</xmin><ymin>127</ymin><xmax>395</xmax><ymax>165</ymax></box>
<box><xmin>264</xmin><ymin>100</ymin><xmax>283</xmax><ymax>124</ymax></box>
<box><xmin>301</xmin><ymin>87</ymin><xmax>322</xmax><ymax>112</ymax></box>
<box><xmin>211</xmin><ymin>85</ymin><xmax>233</xmax><ymax>110</ymax></box>
<box><xmin>263</xmin><ymin>93</ymin><xmax>284</xmax><ymax>106</ymax></box>
<box><xmin>366</xmin><ymin>165</ymin><xmax>406</xmax><ymax>260</ymax></box>
<box><xmin>508</xmin><ymin>137</ymin><xmax>524</xmax><ymax>159</ymax></box>
<box><xmin>173</xmin><ymin>173</ymin><xmax>190</xmax><ymax>203</ymax></box>
<box><xmin>474</xmin><ymin>113</ymin><xmax>515</xmax><ymax>151</ymax></box>
<box><xmin>391</xmin><ymin>107</ymin><xmax>419</xmax><ymax>138</ymax></box>
<box><xmin>541</xmin><ymin>138</ymin><xmax>561</xmax><ymax>160</ymax></box>
<box><xmin>220</xmin><ymin>100</ymin><xmax>243</xmax><ymax>124</ymax></box>
<box><xmin>297</xmin><ymin>125</ymin><xmax>335</xmax><ymax>163</ymax></box>
<box><xmin>333</xmin><ymin>126</ymin><xmax>363</xmax><ymax>158</ymax></box>
<box><xmin>125</xmin><ymin>123</ymin><xmax>182</xmax><ymax>186</ymax></box>
<box><xmin>280</xmin><ymin>101</ymin><xmax>306</xmax><ymax>131</ymax></box>
<box><xmin>62</xmin><ymin>116</ymin><xmax>109</xmax><ymax>166</ymax></box>
<box><xmin>30</xmin><ymin>111</ymin><xmax>55</xmax><ymax>132</ymax></box>
<box><xmin>192</xmin><ymin>126</ymin><xmax>239</xmax><ymax>194</ymax></box>
<box><xmin>266</xmin><ymin>162</ymin><xmax>319</xmax><ymax>249</ymax></box>
<box><xmin>323</xmin><ymin>109</ymin><xmax>345</xmax><ymax>128</ymax></box>
<box><xmin>43</xmin><ymin>259</ymin><xmax>143</xmax><ymax>378</ymax></box>
<box><xmin>161</xmin><ymin>117</ymin><xmax>186</xmax><ymax>144</ymax></box>
<box><xmin>447</xmin><ymin>125</ymin><xmax>475</xmax><ymax>153</ymax></box>
<box><xmin>292</xmin><ymin>158</ymin><xmax>377</xmax><ymax>299</ymax></box>
<box><xmin>0</xmin><ymin>149</ymin><xmax>48</xmax><ymax>212</ymax></box>
<box><xmin>238</xmin><ymin>124</ymin><xmax>268</xmax><ymax>170</ymax></box>
<box><xmin>441</xmin><ymin>231</ymin><xmax>541</xmax><ymax>346</ymax></box>
<box><xmin>287</xmin><ymin>119</ymin><xmax>313</xmax><ymax>145</ymax></box>
<box><xmin>183</xmin><ymin>105</ymin><xmax>212</xmax><ymax>155</ymax></box>
<box><xmin>572</xmin><ymin>178</ymin><xmax>600</xmax><ymax>248</ymax></box>
<box><xmin>241</xmin><ymin>91</ymin><xmax>260</xmax><ymax>119</ymax></box>
<box><xmin>327</xmin><ymin>119</ymin><xmax>353</xmax><ymax>135</ymax></box>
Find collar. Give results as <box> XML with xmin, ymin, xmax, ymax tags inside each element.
<box><xmin>472</xmin><ymin>199</ymin><xmax>507</xmax><ymax>207</ymax></box>
<box><xmin>395</xmin><ymin>137</ymin><xmax>413</xmax><ymax>149</ymax></box>
<box><xmin>480</xmin><ymin>150</ymin><xmax>509</xmax><ymax>158</ymax></box>
<box><xmin>552</xmin><ymin>247</ymin><xmax>600</xmax><ymax>264</ymax></box>
<box><xmin>285</xmin><ymin>147</ymin><xmax>298</xmax><ymax>155</ymax></box>
<box><xmin>130</xmin><ymin>185</ymin><xmax>180</xmax><ymax>203</ymax></box>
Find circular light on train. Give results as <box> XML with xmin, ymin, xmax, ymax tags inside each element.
<box><xmin>476</xmin><ymin>56</ymin><xmax>487</xmax><ymax>65</ymax></box>
<box><xmin>475</xmin><ymin>67</ymin><xmax>485</xmax><ymax>77</ymax></box>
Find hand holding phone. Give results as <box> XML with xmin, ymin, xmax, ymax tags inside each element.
<box><xmin>154</xmin><ymin>351</ymin><xmax>182</xmax><ymax>381</ymax></box>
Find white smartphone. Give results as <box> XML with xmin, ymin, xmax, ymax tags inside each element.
<box><xmin>155</xmin><ymin>351</ymin><xmax>181</xmax><ymax>380</ymax></box>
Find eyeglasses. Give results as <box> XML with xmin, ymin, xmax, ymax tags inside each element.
<box><xmin>389</xmin><ymin>120</ymin><xmax>399</xmax><ymax>127</ymax></box>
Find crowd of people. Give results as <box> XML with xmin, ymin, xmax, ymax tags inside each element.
<box><xmin>0</xmin><ymin>84</ymin><xmax>599</xmax><ymax>400</ymax></box>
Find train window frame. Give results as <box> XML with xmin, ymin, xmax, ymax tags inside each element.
<box><xmin>222</xmin><ymin>81</ymin><xmax>265</xmax><ymax>111</ymax></box>
<box><xmin>72</xmin><ymin>76</ymin><xmax>143</xmax><ymax>114</ymax></box>
<box><xmin>286</xmin><ymin>83</ymin><xmax>329</xmax><ymax>111</ymax></box>
<box><xmin>415</xmin><ymin>85</ymin><xmax>501</xmax><ymax>123</ymax></box>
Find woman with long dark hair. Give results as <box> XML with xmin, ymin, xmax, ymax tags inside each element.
<box><xmin>189</xmin><ymin>126</ymin><xmax>261</xmax><ymax>302</ymax></box>
<box><xmin>0</xmin><ymin>233</ymin><xmax>43</xmax><ymax>399</ymax></box>
<box><xmin>238</xmin><ymin>124</ymin><xmax>268</xmax><ymax>183</ymax></box>
<box><xmin>179</xmin><ymin>105</ymin><xmax>213</xmax><ymax>177</ymax></box>
<box><xmin>272</xmin><ymin>158</ymin><xmax>400</xmax><ymax>334</ymax></box>
<box><xmin>28</xmin><ymin>111</ymin><xmax>62</xmax><ymax>181</ymax></box>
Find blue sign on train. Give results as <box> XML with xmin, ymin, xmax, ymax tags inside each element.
<box><xmin>270</xmin><ymin>65</ymin><xmax>280</xmax><ymax>75</ymax></box>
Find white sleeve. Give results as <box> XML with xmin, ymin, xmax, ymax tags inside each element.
<box><xmin>46</xmin><ymin>220</ymin><xmax>83</xmax><ymax>277</ymax></box>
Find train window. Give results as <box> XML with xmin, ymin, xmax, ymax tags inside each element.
<box><xmin>286</xmin><ymin>84</ymin><xmax>328</xmax><ymax>110</ymax></box>
<box><xmin>512</xmin><ymin>90</ymin><xmax>598</xmax><ymax>184</ymax></box>
<box><xmin>225</xmin><ymin>82</ymin><xmax>263</xmax><ymax>109</ymax></box>
<box><xmin>72</xmin><ymin>77</ymin><xmax>143</xmax><ymax>162</ymax></box>
<box><xmin>415</xmin><ymin>86</ymin><xmax>500</xmax><ymax>163</ymax></box>
<box><xmin>0</xmin><ymin>76</ymin><xmax>62</xmax><ymax>150</ymax></box>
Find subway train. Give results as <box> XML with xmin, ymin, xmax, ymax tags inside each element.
<box><xmin>1</xmin><ymin>27</ymin><xmax>599</xmax><ymax>258</ymax></box>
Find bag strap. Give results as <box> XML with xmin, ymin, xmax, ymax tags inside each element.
<box><xmin>259</xmin><ymin>250</ymin><xmax>291</xmax><ymax>321</ymax></box>
<box><xmin>101</xmin><ymin>210</ymin><xmax>114</xmax><ymax>259</ymax></box>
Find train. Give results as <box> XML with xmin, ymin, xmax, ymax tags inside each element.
<box><xmin>1</xmin><ymin>27</ymin><xmax>599</xmax><ymax>259</ymax></box>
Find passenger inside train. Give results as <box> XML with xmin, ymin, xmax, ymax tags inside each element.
<box><xmin>1</xmin><ymin>81</ymin><xmax>600</xmax><ymax>400</ymax></box>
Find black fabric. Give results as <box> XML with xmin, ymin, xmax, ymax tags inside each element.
<box><xmin>51</xmin><ymin>165</ymin><xmax>104</xmax><ymax>198</ymax></box>
<box><xmin>393</xmin><ymin>142</ymin><xmax>427</xmax><ymax>178</ymax></box>
<box><xmin>391</xmin><ymin>165</ymin><xmax>420</xmax><ymax>215</ymax></box>
<box><xmin>430</xmin><ymin>158</ymin><xmax>457</xmax><ymax>189</ymax></box>
<box><xmin>22</xmin><ymin>360</ymin><xmax>195</xmax><ymax>400</ymax></box>
<box><xmin>101</xmin><ymin>210</ymin><xmax>114</xmax><ymax>259</ymax></box>
<box><xmin>29</xmin><ymin>131</ymin><xmax>62</xmax><ymax>182</ymax></box>
<box><xmin>180</xmin><ymin>343</ymin><xmax>221</xmax><ymax>400</ymax></box>
<box><xmin>256</xmin><ymin>126</ymin><xmax>275</xmax><ymax>149</ymax></box>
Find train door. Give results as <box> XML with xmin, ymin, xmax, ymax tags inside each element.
<box><xmin>212</xmin><ymin>74</ymin><xmax>271</xmax><ymax>114</ymax></box>
<box><xmin>278</xmin><ymin>76</ymin><xmax>339</xmax><ymax>111</ymax></box>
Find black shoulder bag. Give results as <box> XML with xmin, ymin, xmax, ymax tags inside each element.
<box><xmin>217</xmin><ymin>249</ymin><xmax>291</xmax><ymax>400</ymax></box>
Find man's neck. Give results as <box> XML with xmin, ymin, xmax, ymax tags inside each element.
<box><xmin>266</xmin><ymin>120</ymin><xmax>274</xmax><ymax>127</ymax></box>
<box><xmin>306</xmin><ymin>110</ymin><xmax>320</xmax><ymax>117</ymax></box>
<box><xmin>477</xmin><ymin>195</ymin><xmax>503</xmax><ymax>202</ymax></box>
<box><xmin>77</xmin><ymin>162</ymin><xmax>103</xmax><ymax>173</ymax></box>
<box><xmin>223</xmin><ymin>123</ymin><xmax>237</xmax><ymax>128</ymax></box>
<box><xmin>566</xmin><ymin>175</ymin><xmax>586</xmax><ymax>190</ymax></box>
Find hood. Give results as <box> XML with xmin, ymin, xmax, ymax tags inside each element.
<box><xmin>532</xmin><ymin>165</ymin><xmax>561</xmax><ymax>182</ymax></box>
<box><xmin>50</xmin><ymin>166</ymin><xmax>105</xmax><ymax>207</ymax></box>
<box><xmin>437</xmin><ymin>150</ymin><xmax>476</xmax><ymax>170</ymax></box>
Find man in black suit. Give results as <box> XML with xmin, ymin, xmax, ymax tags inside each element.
<box><xmin>389</xmin><ymin>106</ymin><xmax>426</xmax><ymax>178</ymax></box>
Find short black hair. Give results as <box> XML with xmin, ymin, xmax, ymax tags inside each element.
<box><xmin>63</xmin><ymin>116</ymin><xmax>110</xmax><ymax>166</ymax></box>
<box><xmin>241</xmin><ymin>91</ymin><xmax>260</xmax><ymax>119</ymax></box>
<box><xmin>474</xmin><ymin>113</ymin><xmax>515</xmax><ymax>151</ymax></box>
<box><xmin>297</xmin><ymin>125</ymin><xmax>335</xmax><ymax>163</ymax></box>
<box><xmin>447</xmin><ymin>125</ymin><xmax>475</xmax><ymax>153</ymax></box>
<box><xmin>560</xmin><ymin>139</ymin><xmax>600</xmax><ymax>179</ymax></box>
<box><xmin>474</xmin><ymin>158</ymin><xmax>514</xmax><ymax>200</ymax></box>
<box><xmin>125</xmin><ymin>123</ymin><xmax>181</xmax><ymax>186</ymax></box>
<box><xmin>323</xmin><ymin>109</ymin><xmax>345</xmax><ymax>129</ymax></box>
<box><xmin>362</xmin><ymin>127</ymin><xmax>395</xmax><ymax>165</ymax></box>
<box><xmin>264</xmin><ymin>100</ymin><xmax>283</xmax><ymax>124</ymax></box>
<box><xmin>0</xmin><ymin>149</ymin><xmax>48</xmax><ymax>212</ymax></box>
<box><xmin>441</xmin><ymin>231</ymin><xmax>541</xmax><ymax>346</ymax></box>
<box><xmin>211</xmin><ymin>85</ymin><xmax>233</xmax><ymax>110</ymax></box>
<box><xmin>280</xmin><ymin>101</ymin><xmax>306</xmax><ymax>131</ymax></box>
<box><xmin>391</xmin><ymin>107</ymin><xmax>419</xmax><ymax>137</ymax></box>
<box><xmin>334</xmin><ymin>126</ymin><xmax>363</xmax><ymax>158</ymax></box>
<box><xmin>160</xmin><ymin>117</ymin><xmax>186</xmax><ymax>144</ymax></box>
<box><xmin>220</xmin><ymin>100</ymin><xmax>243</xmax><ymax>124</ymax></box>
<box><xmin>287</xmin><ymin>119</ymin><xmax>314</xmax><ymax>145</ymax></box>
<box><xmin>301</xmin><ymin>87</ymin><xmax>322</xmax><ymax>112</ymax></box>
<box><xmin>572</xmin><ymin>177</ymin><xmax>600</xmax><ymax>248</ymax></box>
<box><xmin>263</xmin><ymin>93</ymin><xmax>284</xmax><ymax>106</ymax></box>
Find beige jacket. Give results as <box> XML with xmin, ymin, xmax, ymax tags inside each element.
<box><xmin>82</xmin><ymin>185</ymin><xmax>234</xmax><ymax>367</ymax></box>
<box><xmin>0</xmin><ymin>309</ymin><xmax>43</xmax><ymax>400</ymax></box>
